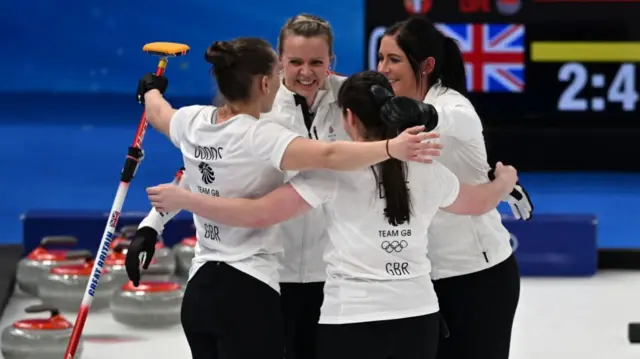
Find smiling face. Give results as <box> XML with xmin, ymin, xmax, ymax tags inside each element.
<box><xmin>280</xmin><ymin>35</ymin><xmax>331</xmax><ymax>101</ymax></box>
<box><xmin>277</xmin><ymin>14</ymin><xmax>335</xmax><ymax>105</ymax></box>
<box><xmin>377</xmin><ymin>35</ymin><xmax>420</xmax><ymax>99</ymax></box>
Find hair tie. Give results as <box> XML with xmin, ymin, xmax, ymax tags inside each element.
<box><xmin>370</xmin><ymin>85</ymin><xmax>394</xmax><ymax>108</ymax></box>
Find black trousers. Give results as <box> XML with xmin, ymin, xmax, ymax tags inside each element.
<box><xmin>316</xmin><ymin>313</ymin><xmax>441</xmax><ymax>359</ymax></box>
<box><xmin>433</xmin><ymin>253</ymin><xmax>521</xmax><ymax>359</ymax></box>
<box><xmin>181</xmin><ymin>261</ymin><xmax>284</xmax><ymax>359</ymax></box>
<box><xmin>280</xmin><ymin>282</ymin><xmax>325</xmax><ymax>359</ymax></box>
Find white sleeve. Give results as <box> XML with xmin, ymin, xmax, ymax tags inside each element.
<box><xmin>289</xmin><ymin>170</ymin><xmax>339</xmax><ymax>208</ymax></box>
<box><xmin>434</xmin><ymin>163</ymin><xmax>461</xmax><ymax>208</ymax></box>
<box><xmin>138</xmin><ymin>168</ymin><xmax>191</xmax><ymax>234</ymax></box>
<box><xmin>168</xmin><ymin>105</ymin><xmax>207</xmax><ymax>147</ymax></box>
<box><xmin>433</xmin><ymin>104</ymin><xmax>483</xmax><ymax>141</ymax></box>
<box><xmin>247</xmin><ymin>119</ymin><xmax>302</xmax><ymax>171</ymax></box>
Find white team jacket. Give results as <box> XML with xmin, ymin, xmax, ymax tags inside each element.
<box><xmin>266</xmin><ymin>74</ymin><xmax>349</xmax><ymax>283</ymax></box>
<box><xmin>425</xmin><ymin>82</ymin><xmax>513</xmax><ymax>280</ymax></box>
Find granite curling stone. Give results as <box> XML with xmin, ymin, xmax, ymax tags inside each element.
<box><xmin>106</xmin><ymin>242</ymin><xmax>175</xmax><ymax>286</ymax></box>
<box><xmin>110</xmin><ymin>224</ymin><xmax>176</xmax><ymax>270</ymax></box>
<box><xmin>110</xmin><ymin>266</ymin><xmax>184</xmax><ymax>328</ymax></box>
<box><xmin>38</xmin><ymin>250</ymin><xmax>117</xmax><ymax>312</ymax></box>
<box><xmin>15</xmin><ymin>236</ymin><xmax>83</xmax><ymax>296</ymax></box>
<box><xmin>1</xmin><ymin>304</ymin><xmax>84</xmax><ymax>359</ymax></box>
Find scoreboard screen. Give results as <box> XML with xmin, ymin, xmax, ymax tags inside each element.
<box><xmin>365</xmin><ymin>0</ymin><xmax>640</xmax><ymax>129</ymax></box>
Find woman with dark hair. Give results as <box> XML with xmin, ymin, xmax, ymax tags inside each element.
<box><xmin>145</xmin><ymin>70</ymin><xmax>520</xmax><ymax>359</ymax></box>
<box><xmin>129</xmin><ymin>14</ymin><xmax>364</xmax><ymax>359</ymax></box>
<box><xmin>135</xmin><ymin>38</ymin><xmax>438</xmax><ymax>359</ymax></box>
<box><xmin>377</xmin><ymin>15</ymin><xmax>534</xmax><ymax>359</ymax></box>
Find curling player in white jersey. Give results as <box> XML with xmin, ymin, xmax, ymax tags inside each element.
<box><xmin>144</xmin><ymin>70</ymin><xmax>521</xmax><ymax>359</ymax></box>
<box><xmin>377</xmin><ymin>16</ymin><xmax>534</xmax><ymax>359</ymax></box>
<box><xmin>125</xmin><ymin>35</ymin><xmax>438</xmax><ymax>359</ymax></box>
<box><xmin>126</xmin><ymin>14</ymin><xmax>351</xmax><ymax>359</ymax></box>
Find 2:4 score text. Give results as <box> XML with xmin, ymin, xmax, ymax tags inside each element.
<box><xmin>557</xmin><ymin>62</ymin><xmax>639</xmax><ymax>112</ymax></box>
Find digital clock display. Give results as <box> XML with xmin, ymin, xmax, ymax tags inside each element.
<box><xmin>556</xmin><ymin>63</ymin><xmax>637</xmax><ymax>112</ymax></box>
<box><xmin>525</xmin><ymin>21</ymin><xmax>640</xmax><ymax>122</ymax></box>
<box><xmin>365</xmin><ymin>0</ymin><xmax>640</xmax><ymax>127</ymax></box>
<box><xmin>364</xmin><ymin>0</ymin><xmax>640</xmax><ymax>170</ymax></box>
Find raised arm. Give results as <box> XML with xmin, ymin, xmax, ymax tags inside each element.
<box><xmin>138</xmin><ymin>72</ymin><xmax>177</xmax><ymax>137</ymax></box>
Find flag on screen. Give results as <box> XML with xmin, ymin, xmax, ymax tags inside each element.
<box><xmin>435</xmin><ymin>23</ymin><xmax>525</xmax><ymax>93</ymax></box>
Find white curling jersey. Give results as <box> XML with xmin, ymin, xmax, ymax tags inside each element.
<box><xmin>169</xmin><ymin>105</ymin><xmax>301</xmax><ymax>292</ymax></box>
<box><xmin>425</xmin><ymin>82</ymin><xmax>512</xmax><ymax>280</ymax></box>
<box><xmin>289</xmin><ymin>161</ymin><xmax>461</xmax><ymax>324</ymax></box>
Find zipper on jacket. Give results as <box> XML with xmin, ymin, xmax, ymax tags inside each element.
<box><xmin>293</xmin><ymin>94</ymin><xmax>317</xmax><ymax>282</ymax></box>
<box><xmin>294</xmin><ymin>94</ymin><xmax>318</xmax><ymax>139</ymax></box>
<box><xmin>469</xmin><ymin>217</ymin><xmax>490</xmax><ymax>263</ymax></box>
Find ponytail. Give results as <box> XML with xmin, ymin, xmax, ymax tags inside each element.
<box><xmin>370</xmin><ymin>85</ymin><xmax>413</xmax><ymax>226</ymax></box>
<box><xmin>372</xmin><ymin>155</ymin><xmax>410</xmax><ymax>226</ymax></box>
<box><xmin>338</xmin><ymin>72</ymin><xmax>437</xmax><ymax>226</ymax></box>
<box><xmin>440</xmin><ymin>37</ymin><xmax>467</xmax><ymax>95</ymax></box>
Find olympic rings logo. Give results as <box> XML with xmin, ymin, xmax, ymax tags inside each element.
<box><xmin>381</xmin><ymin>240</ymin><xmax>408</xmax><ymax>253</ymax></box>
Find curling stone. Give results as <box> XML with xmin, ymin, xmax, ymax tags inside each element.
<box><xmin>172</xmin><ymin>236</ymin><xmax>196</xmax><ymax>277</ymax></box>
<box><xmin>105</xmin><ymin>243</ymin><xmax>174</xmax><ymax>286</ymax></box>
<box><xmin>1</xmin><ymin>304</ymin><xmax>84</xmax><ymax>359</ymax></box>
<box><xmin>38</xmin><ymin>251</ymin><xmax>117</xmax><ymax>312</ymax></box>
<box><xmin>110</xmin><ymin>266</ymin><xmax>184</xmax><ymax>328</ymax></box>
<box><xmin>109</xmin><ymin>224</ymin><xmax>139</xmax><ymax>251</ymax></box>
<box><xmin>15</xmin><ymin>236</ymin><xmax>83</xmax><ymax>296</ymax></box>
<box><xmin>144</xmin><ymin>237</ymin><xmax>176</xmax><ymax>274</ymax></box>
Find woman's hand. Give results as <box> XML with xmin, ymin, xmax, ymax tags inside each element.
<box><xmin>388</xmin><ymin>125</ymin><xmax>443</xmax><ymax>163</ymax></box>
<box><xmin>146</xmin><ymin>183</ymin><xmax>191</xmax><ymax>213</ymax></box>
<box><xmin>493</xmin><ymin>161</ymin><xmax>518</xmax><ymax>188</ymax></box>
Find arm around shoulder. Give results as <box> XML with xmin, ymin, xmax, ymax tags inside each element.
<box><xmin>181</xmin><ymin>183</ymin><xmax>312</xmax><ymax>228</ymax></box>
<box><xmin>248</xmin><ymin>119</ymin><xmax>392</xmax><ymax>172</ymax></box>
<box><xmin>274</xmin><ymin>125</ymin><xmax>437</xmax><ymax>172</ymax></box>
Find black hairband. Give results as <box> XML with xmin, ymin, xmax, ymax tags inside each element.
<box><xmin>370</xmin><ymin>85</ymin><xmax>394</xmax><ymax>108</ymax></box>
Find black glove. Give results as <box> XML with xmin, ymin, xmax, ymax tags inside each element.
<box><xmin>488</xmin><ymin>168</ymin><xmax>534</xmax><ymax>220</ymax></box>
<box><xmin>137</xmin><ymin>73</ymin><xmax>168</xmax><ymax>104</ymax></box>
<box><xmin>124</xmin><ymin>226</ymin><xmax>158</xmax><ymax>286</ymax></box>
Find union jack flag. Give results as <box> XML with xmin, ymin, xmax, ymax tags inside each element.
<box><xmin>435</xmin><ymin>23</ymin><xmax>525</xmax><ymax>93</ymax></box>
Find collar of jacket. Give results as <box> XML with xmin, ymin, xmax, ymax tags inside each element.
<box><xmin>423</xmin><ymin>80</ymin><xmax>446</xmax><ymax>104</ymax></box>
<box><xmin>275</xmin><ymin>74</ymin><xmax>337</xmax><ymax>110</ymax></box>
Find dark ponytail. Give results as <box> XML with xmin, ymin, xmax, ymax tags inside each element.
<box><xmin>385</xmin><ymin>16</ymin><xmax>468</xmax><ymax>95</ymax></box>
<box><xmin>440</xmin><ymin>36</ymin><xmax>467</xmax><ymax>95</ymax></box>
<box><xmin>366</xmin><ymin>85</ymin><xmax>409</xmax><ymax>226</ymax></box>
<box><xmin>338</xmin><ymin>71</ymin><xmax>440</xmax><ymax>226</ymax></box>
